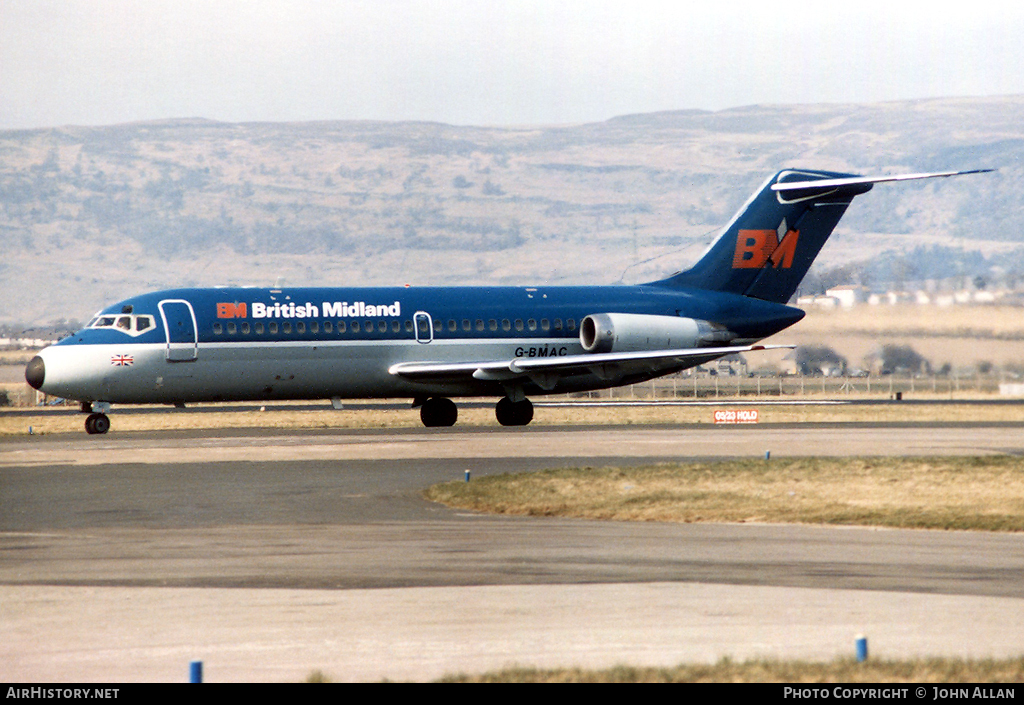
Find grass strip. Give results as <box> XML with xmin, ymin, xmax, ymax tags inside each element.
<box><xmin>432</xmin><ymin>656</ymin><xmax>1024</xmax><ymax>683</ymax></box>
<box><xmin>424</xmin><ymin>457</ymin><xmax>1024</xmax><ymax>532</ymax></box>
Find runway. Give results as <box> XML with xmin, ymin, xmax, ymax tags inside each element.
<box><xmin>2</xmin><ymin>422</ymin><xmax>1024</xmax><ymax>681</ymax></box>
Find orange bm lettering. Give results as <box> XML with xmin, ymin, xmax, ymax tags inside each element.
<box><xmin>216</xmin><ymin>302</ymin><xmax>248</xmax><ymax>318</ymax></box>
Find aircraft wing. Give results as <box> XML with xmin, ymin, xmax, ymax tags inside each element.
<box><xmin>389</xmin><ymin>343</ymin><xmax>793</xmax><ymax>389</ymax></box>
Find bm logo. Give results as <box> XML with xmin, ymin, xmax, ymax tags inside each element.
<box><xmin>217</xmin><ymin>302</ymin><xmax>248</xmax><ymax>318</ymax></box>
<box><xmin>732</xmin><ymin>227</ymin><xmax>799</xmax><ymax>269</ymax></box>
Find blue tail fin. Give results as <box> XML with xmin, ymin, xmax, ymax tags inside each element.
<box><xmin>652</xmin><ymin>168</ymin><xmax>992</xmax><ymax>303</ymax></box>
<box><xmin>651</xmin><ymin>169</ymin><xmax>870</xmax><ymax>303</ymax></box>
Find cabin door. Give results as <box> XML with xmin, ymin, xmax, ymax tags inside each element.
<box><xmin>414</xmin><ymin>311</ymin><xmax>433</xmax><ymax>344</ymax></box>
<box><xmin>159</xmin><ymin>299</ymin><xmax>198</xmax><ymax>362</ymax></box>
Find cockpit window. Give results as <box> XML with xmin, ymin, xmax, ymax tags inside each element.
<box><xmin>89</xmin><ymin>313</ymin><xmax>156</xmax><ymax>337</ymax></box>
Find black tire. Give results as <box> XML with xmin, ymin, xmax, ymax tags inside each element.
<box><xmin>495</xmin><ymin>397</ymin><xmax>533</xmax><ymax>426</ymax></box>
<box><xmin>92</xmin><ymin>413</ymin><xmax>111</xmax><ymax>434</ymax></box>
<box><xmin>420</xmin><ymin>397</ymin><xmax>458</xmax><ymax>427</ymax></box>
<box><xmin>85</xmin><ymin>413</ymin><xmax>110</xmax><ymax>435</ymax></box>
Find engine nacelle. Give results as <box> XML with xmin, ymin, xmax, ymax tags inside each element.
<box><xmin>580</xmin><ymin>313</ymin><xmax>733</xmax><ymax>353</ymax></box>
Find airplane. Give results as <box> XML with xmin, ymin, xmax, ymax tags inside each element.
<box><xmin>25</xmin><ymin>167</ymin><xmax>990</xmax><ymax>434</ymax></box>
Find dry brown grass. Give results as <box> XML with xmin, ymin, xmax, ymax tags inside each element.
<box><xmin>436</xmin><ymin>656</ymin><xmax>1024</xmax><ymax>682</ymax></box>
<box><xmin>796</xmin><ymin>305</ymin><xmax>1024</xmax><ymax>340</ymax></box>
<box><xmin>424</xmin><ymin>457</ymin><xmax>1024</xmax><ymax>532</ymax></box>
<box><xmin>3</xmin><ymin>400</ymin><xmax>1024</xmax><ymax>436</ymax></box>
<box><xmin>0</xmin><ymin>350</ymin><xmax>34</xmax><ymax>365</ymax></box>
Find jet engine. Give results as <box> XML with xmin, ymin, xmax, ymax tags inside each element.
<box><xmin>580</xmin><ymin>313</ymin><xmax>733</xmax><ymax>353</ymax></box>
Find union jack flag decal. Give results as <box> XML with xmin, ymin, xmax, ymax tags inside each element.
<box><xmin>111</xmin><ymin>354</ymin><xmax>134</xmax><ymax>366</ymax></box>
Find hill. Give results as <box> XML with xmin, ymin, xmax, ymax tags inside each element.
<box><xmin>1</xmin><ymin>96</ymin><xmax>1022</xmax><ymax>328</ymax></box>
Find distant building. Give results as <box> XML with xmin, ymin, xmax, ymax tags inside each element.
<box><xmin>824</xmin><ymin>285</ymin><xmax>867</xmax><ymax>308</ymax></box>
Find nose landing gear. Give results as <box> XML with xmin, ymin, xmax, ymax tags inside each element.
<box><xmin>85</xmin><ymin>413</ymin><xmax>110</xmax><ymax>435</ymax></box>
<box><xmin>81</xmin><ymin>402</ymin><xmax>112</xmax><ymax>434</ymax></box>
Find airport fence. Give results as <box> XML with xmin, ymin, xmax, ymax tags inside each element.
<box><xmin>570</xmin><ymin>371</ymin><xmax>1012</xmax><ymax>401</ymax></box>
<box><xmin>0</xmin><ymin>371</ymin><xmax>1019</xmax><ymax>409</ymax></box>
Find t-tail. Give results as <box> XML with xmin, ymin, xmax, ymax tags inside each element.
<box><xmin>652</xmin><ymin>168</ymin><xmax>992</xmax><ymax>304</ymax></box>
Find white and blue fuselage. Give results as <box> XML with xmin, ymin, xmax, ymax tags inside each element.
<box><xmin>30</xmin><ymin>283</ymin><xmax>801</xmax><ymax>406</ymax></box>
<box><xmin>26</xmin><ymin>168</ymin><xmax>988</xmax><ymax>432</ymax></box>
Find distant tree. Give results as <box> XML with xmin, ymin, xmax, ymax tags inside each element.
<box><xmin>482</xmin><ymin>180</ymin><xmax>504</xmax><ymax>196</ymax></box>
<box><xmin>792</xmin><ymin>345</ymin><xmax>847</xmax><ymax>376</ymax></box>
<box><xmin>865</xmin><ymin>344</ymin><xmax>931</xmax><ymax>375</ymax></box>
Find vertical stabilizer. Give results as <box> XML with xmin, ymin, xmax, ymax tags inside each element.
<box><xmin>651</xmin><ymin>169</ymin><xmax>870</xmax><ymax>303</ymax></box>
<box><xmin>651</xmin><ymin>168</ymin><xmax>991</xmax><ymax>304</ymax></box>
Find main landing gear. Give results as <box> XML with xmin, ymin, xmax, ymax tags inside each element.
<box><xmin>495</xmin><ymin>396</ymin><xmax>533</xmax><ymax>426</ymax></box>
<box><xmin>416</xmin><ymin>396</ymin><xmax>535</xmax><ymax>427</ymax></box>
<box><xmin>419</xmin><ymin>397</ymin><xmax>459</xmax><ymax>427</ymax></box>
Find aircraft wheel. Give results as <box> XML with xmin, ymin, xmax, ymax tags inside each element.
<box><xmin>85</xmin><ymin>413</ymin><xmax>110</xmax><ymax>435</ymax></box>
<box><xmin>420</xmin><ymin>397</ymin><xmax>458</xmax><ymax>427</ymax></box>
<box><xmin>495</xmin><ymin>397</ymin><xmax>533</xmax><ymax>426</ymax></box>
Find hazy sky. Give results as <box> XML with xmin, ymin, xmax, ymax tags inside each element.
<box><xmin>3</xmin><ymin>0</ymin><xmax>1024</xmax><ymax>130</ymax></box>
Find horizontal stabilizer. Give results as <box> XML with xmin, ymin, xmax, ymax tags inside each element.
<box><xmin>771</xmin><ymin>169</ymin><xmax>994</xmax><ymax>193</ymax></box>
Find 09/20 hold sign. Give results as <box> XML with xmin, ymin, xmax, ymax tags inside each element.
<box><xmin>713</xmin><ymin>409</ymin><xmax>759</xmax><ymax>424</ymax></box>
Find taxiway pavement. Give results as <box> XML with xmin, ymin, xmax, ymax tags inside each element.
<box><xmin>2</xmin><ymin>423</ymin><xmax>1024</xmax><ymax>681</ymax></box>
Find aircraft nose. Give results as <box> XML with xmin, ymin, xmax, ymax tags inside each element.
<box><xmin>25</xmin><ymin>355</ymin><xmax>45</xmax><ymax>390</ymax></box>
